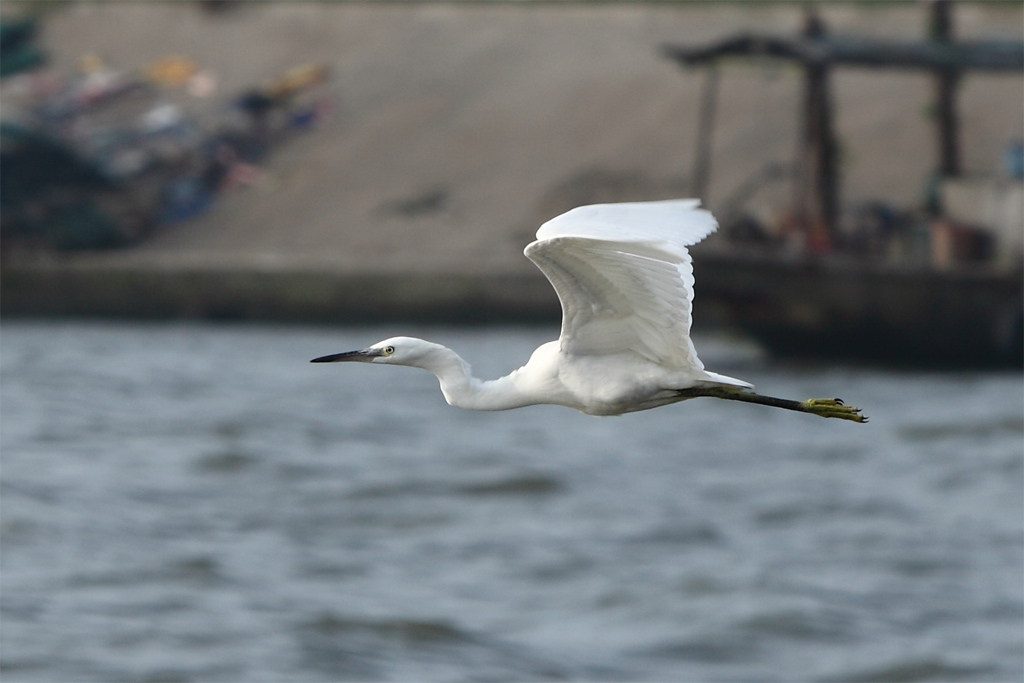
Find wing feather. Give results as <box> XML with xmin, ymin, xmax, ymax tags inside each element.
<box><xmin>535</xmin><ymin>199</ymin><xmax>716</xmax><ymax>252</ymax></box>
<box><xmin>525</xmin><ymin>200</ymin><xmax>717</xmax><ymax>372</ymax></box>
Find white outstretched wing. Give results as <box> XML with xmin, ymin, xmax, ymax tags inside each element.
<box><xmin>524</xmin><ymin>199</ymin><xmax>716</xmax><ymax>372</ymax></box>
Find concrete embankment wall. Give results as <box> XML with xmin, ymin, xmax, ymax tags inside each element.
<box><xmin>1</xmin><ymin>263</ymin><xmax>560</xmax><ymax>324</ymax></box>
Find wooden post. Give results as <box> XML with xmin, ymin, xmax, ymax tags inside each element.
<box><xmin>690</xmin><ymin>66</ymin><xmax>719</xmax><ymax>200</ymax></box>
<box><xmin>931</xmin><ymin>0</ymin><xmax>961</xmax><ymax>177</ymax></box>
<box><xmin>797</xmin><ymin>11</ymin><xmax>839</xmax><ymax>248</ymax></box>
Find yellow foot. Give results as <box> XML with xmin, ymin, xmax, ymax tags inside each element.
<box><xmin>801</xmin><ymin>398</ymin><xmax>868</xmax><ymax>423</ymax></box>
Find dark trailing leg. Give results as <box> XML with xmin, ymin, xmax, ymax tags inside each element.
<box><xmin>676</xmin><ymin>386</ymin><xmax>867</xmax><ymax>423</ymax></box>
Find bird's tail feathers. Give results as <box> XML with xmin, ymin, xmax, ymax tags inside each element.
<box><xmin>700</xmin><ymin>371</ymin><xmax>754</xmax><ymax>390</ymax></box>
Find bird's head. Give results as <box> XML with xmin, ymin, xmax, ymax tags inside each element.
<box><xmin>310</xmin><ymin>336</ymin><xmax>439</xmax><ymax>367</ymax></box>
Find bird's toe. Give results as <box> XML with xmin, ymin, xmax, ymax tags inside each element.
<box><xmin>801</xmin><ymin>398</ymin><xmax>867</xmax><ymax>423</ymax></box>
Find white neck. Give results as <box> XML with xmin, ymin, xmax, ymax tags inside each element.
<box><xmin>411</xmin><ymin>344</ymin><xmax>535</xmax><ymax>411</ymax></box>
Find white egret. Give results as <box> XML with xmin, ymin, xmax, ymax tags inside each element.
<box><xmin>312</xmin><ymin>199</ymin><xmax>865</xmax><ymax>422</ymax></box>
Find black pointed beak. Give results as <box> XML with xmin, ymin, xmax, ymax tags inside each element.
<box><xmin>310</xmin><ymin>349</ymin><xmax>380</xmax><ymax>363</ymax></box>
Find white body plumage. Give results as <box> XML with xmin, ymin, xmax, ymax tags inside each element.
<box><xmin>312</xmin><ymin>199</ymin><xmax>865</xmax><ymax>423</ymax></box>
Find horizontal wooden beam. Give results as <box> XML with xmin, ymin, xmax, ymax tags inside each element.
<box><xmin>663</xmin><ymin>35</ymin><xmax>1024</xmax><ymax>72</ymax></box>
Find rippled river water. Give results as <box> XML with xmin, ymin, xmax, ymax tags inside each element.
<box><xmin>2</xmin><ymin>322</ymin><xmax>1021</xmax><ymax>682</ymax></box>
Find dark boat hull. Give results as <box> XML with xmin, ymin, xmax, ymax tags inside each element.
<box><xmin>696</xmin><ymin>252</ymin><xmax>1023</xmax><ymax>370</ymax></box>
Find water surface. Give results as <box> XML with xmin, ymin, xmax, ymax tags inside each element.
<box><xmin>2</xmin><ymin>322</ymin><xmax>1021</xmax><ymax>682</ymax></box>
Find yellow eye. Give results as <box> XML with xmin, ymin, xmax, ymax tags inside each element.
<box><xmin>382</xmin><ymin>346</ymin><xmax>395</xmax><ymax>356</ymax></box>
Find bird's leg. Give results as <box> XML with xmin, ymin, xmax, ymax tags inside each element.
<box><xmin>676</xmin><ymin>386</ymin><xmax>867</xmax><ymax>423</ymax></box>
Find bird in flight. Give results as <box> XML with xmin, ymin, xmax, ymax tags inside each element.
<box><xmin>312</xmin><ymin>199</ymin><xmax>865</xmax><ymax>422</ymax></box>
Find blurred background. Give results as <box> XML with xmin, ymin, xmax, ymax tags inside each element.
<box><xmin>1</xmin><ymin>2</ymin><xmax>1022</xmax><ymax>682</ymax></box>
